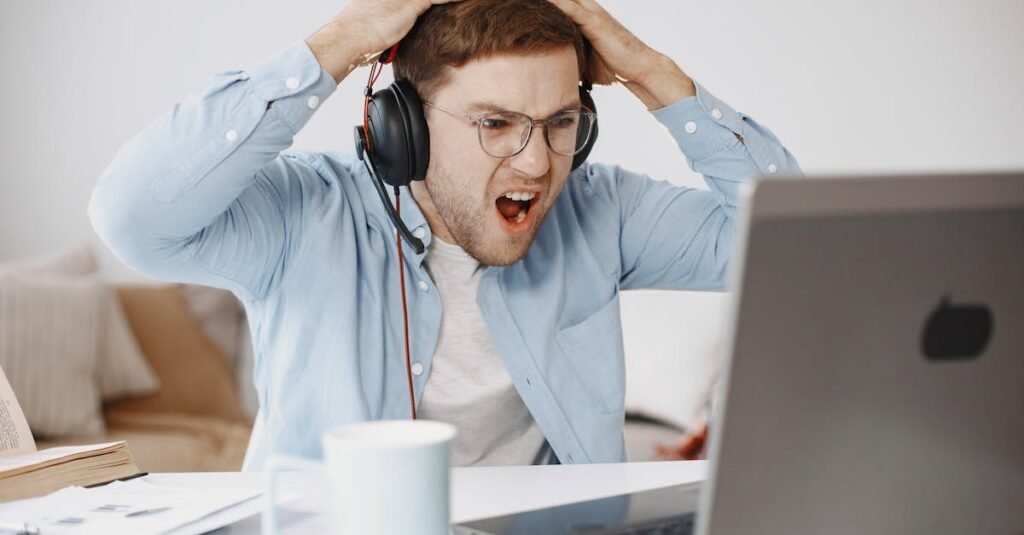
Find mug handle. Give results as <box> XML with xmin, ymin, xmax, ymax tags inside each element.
<box><xmin>262</xmin><ymin>454</ymin><xmax>325</xmax><ymax>535</ymax></box>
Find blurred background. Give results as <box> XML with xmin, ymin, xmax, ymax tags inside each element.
<box><xmin>1</xmin><ymin>0</ymin><xmax>1022</xmax><ymax>464</ymax></box>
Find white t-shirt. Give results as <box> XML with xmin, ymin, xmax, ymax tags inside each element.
<box><xmin>417</xmin><ymin>237</ymin><xmax>547</xmax><ymax>466</ymax></box>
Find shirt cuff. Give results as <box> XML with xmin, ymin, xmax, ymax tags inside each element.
<box><xmin>245</xmin><ymin>42</ymin><xmax>338</xmax><ymax>134</ymax></box>
<box><xmin>650</xmin><ymin>81</ymin><xmax>744</xmax><ymax>162</ymax></box>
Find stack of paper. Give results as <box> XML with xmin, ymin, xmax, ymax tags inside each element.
<box><xmin>0</xmin><ymin>479</ymin><xmax>263</xmax><ymax>535</ymax></box>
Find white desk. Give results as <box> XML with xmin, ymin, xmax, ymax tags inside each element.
<box><xmin>148</xmin><ymin>460</ymin><xmax>708</xmax><ymax>533</ymax></box>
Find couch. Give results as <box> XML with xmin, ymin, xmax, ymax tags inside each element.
<box><xmin>30</xmin><ymin>284</ymin><xmax>253</xmax><ymax>472</ymax></box>
<box><xmin>0</xmin><ymin>246</ymin><xmax>253</xmax><ymax>472</ymax></box>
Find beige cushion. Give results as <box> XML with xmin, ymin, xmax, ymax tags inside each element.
<box><xmin>0</xmin><ymin>244</ymin><xmax>159</xmax><ymax>401</ymax></box>
<box><xmin>97</xmin><ymin>289</ymin><xmax>161</xmax><ymax>401</ymax></box>
<box><xmin>0</xmin><ymin>275</ymin><xmax>105</xmax><ymax>438</ymax></box>
<box><xmin>105</xmin><ymin>411</ymin><xmax>250</xmax><ymax>472</ymax></box>
<box><xmin>180</xmin><ymin>284</ymin><xmax>258</xmax><ymax>418</ymax></box>
<box><xmin>107</xmin><ymin>285</ymin><xmax>249</xmax><ymax>423</ymax></box>
<box><xmin>180</xmin><ymin>284</ymin><xmax>244</xmax><ymax>361</ymax></box>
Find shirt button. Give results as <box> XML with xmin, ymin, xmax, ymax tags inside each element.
<box><xmin>285</xmin><ymin>77</ymin><xmax>300</xmax><ymax>90</ymax></box>
<box><xmin>411</xmin><ymin>363</ymin><xmax>424</xmax><ymax>376</ymax></box>
<box><xmin>225</xmin><ymin>130</ymin><xmax>238</xmax><ymax>142</ymax></box>
<box><xmin>768</xmin><ymin>163</ymin><xmax>778</xmax><ymax>174</ymax></box>
<box><xmin>684</xmin><ymin>121</ymin><xmax>697</xmax><ymax>134</ymax></box>
<box><xmin>413</xmin><ymin>227</ymin><xmax>426</xmax><ymax>239</ymax></box>
<box><xmin>711</xmin><ymin>108</ymin><xmax>723</xmax><ymax>120</ymax></box>
<box><xmin>306</xmin><ymin>95</ymin><xmax>320</xmax><ymax>109</ymax></box>
<box><xmin>417</xmin><ymin>280</ymin><xmax>429</xmax><ymax>292</ymax></box>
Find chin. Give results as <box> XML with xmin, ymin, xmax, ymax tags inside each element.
<box><xmin>459</xmin><ymin>224</ymin><xmax>540</xmax><ymax>266</ymax></box>
<box><xmin>466</xmin><ymin>237</ymin><xmax>533</xmax><ymax>266</ymax></box>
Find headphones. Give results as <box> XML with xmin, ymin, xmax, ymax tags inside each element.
<box><xmin>354</xmin><ymin>46</ymin><xmax>599</xmax><ymax>254</ymax></box>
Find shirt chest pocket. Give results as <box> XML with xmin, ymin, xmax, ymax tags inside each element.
<box><xmin>553</xmin><ymin>296</ymin><xmax>626</xmax><ymax>414</ymax></box>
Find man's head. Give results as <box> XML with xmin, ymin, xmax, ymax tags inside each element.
<box><xmin>394</xmin><ymin>0</ymin><xmax>591</xmax><ymax>266</ymax></box>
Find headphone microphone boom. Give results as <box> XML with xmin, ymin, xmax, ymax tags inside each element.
<box><xmin>355</xmin><ymin>122</ymin><xmax>426</xmax><ymax>254</ymax></box>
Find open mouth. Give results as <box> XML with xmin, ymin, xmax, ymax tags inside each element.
<box><xmin>494</xmin><ymin>190</ymin><xmax>540</xmax><ymax>236</ymax></box>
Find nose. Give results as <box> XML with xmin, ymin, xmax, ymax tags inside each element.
<box><xmin>509</xmin><ymin>125</ymin><xmax>551</xmax><ymax>179</ymax></box>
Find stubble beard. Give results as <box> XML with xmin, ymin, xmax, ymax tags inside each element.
<box><xmin>424</xmin><ymin>165</ymin><xmax>547</xmax><ymax>267</ymax></box>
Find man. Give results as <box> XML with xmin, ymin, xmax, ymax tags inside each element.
<box><xmin>89</xmin><ymin>0</ymin><xmax>800</xmax><ymax>470</ymax></box>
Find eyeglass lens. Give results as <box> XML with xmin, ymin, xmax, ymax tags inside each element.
<box><xmin>476</xmin><ymin>111</ymin><xmax>595</xmax><ymax>158</ymax></box>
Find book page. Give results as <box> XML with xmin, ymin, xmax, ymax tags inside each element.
<box><xmin>0</xmin><ymin>366</ymin><xmax>35</xmax><ymax>457</ymax></box>
<box><xmin>0</xmin><ymin>442</ymin><xmax>125</xmax><ymax>474</ymax></box>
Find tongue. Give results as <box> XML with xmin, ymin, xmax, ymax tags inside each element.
<box><xmin>496</xmin><ymin>197</ymin><xmax>523</xmax><ymax>219</ymax></box>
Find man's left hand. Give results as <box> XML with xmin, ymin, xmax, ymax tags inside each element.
<box><xmin>547</xmin><ymin>0</ymin><xmax>696</xmax><ymax>109</ymax></box>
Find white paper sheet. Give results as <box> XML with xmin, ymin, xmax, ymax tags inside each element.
<box><xmin>0</xmin><ymin>479</ymin><xmax>262</xmax><ymax>535</ymax></box>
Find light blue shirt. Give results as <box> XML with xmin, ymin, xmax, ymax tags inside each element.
<box><xmin>89</xmin><ymin>42</ymin><xmax>800</xmax><ymax>470</ymax></box>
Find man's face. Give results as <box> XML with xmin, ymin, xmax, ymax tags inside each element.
<box><xmin>411</xmin><ymin>46</ymin><xmax>581</xmax><ymax>266</ymax></box>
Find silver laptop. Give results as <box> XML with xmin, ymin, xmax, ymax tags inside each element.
<box><xmin>457</xmin><ymin>172</ymin><xmax>1024</xmax><ymax>535</ymax></box>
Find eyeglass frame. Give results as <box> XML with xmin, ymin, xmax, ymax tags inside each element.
<box><xmin>422</xmin><ymin>101</ymin><xmax>598</xmax><ymax>159</ymax></box>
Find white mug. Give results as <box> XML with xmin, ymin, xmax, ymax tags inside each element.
<box><xmin>262</xmin><ymin>419</ymin><xmax>457</xmax><ymax>535</ymax></box>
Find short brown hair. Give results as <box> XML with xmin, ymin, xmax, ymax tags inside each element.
<box><xmin>393</xmin><ymin>0</ymin><xmax>588</xmax><ymax>100</ymax></box>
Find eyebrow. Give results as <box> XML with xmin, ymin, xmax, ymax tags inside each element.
<box><xmin>463</xmin><ymin>100</ymin><xmax>583</xmax><ymax>117</ymax></box>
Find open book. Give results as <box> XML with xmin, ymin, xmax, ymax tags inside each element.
<box><xmin>0</xmin><ymin>366</ymin><xmax>141</xmax><ymax>502</ymax></box>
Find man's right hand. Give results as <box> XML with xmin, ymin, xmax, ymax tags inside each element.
<box><xmin>306</xmin><ymin>0</ymin><xmax>464</xmax><ymax>84</ymax></box>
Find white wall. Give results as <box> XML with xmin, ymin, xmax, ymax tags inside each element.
<box><xmin>2</xmin><ymin>0</ymin><xmax>1023</xmax><ymax>424</ymax></box>
<box><xmin>3</xmin><ymin>0</ymin><xmax>1023</xmax><ymax>266</ymax></box>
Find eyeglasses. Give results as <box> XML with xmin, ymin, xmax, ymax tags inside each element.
<box><xmin>423</xmin><ymin>102</ymin><xmax>597</xmax><ymax>159</ymax></box>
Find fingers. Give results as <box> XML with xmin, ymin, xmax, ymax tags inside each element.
<box><xmin>547</xmin><ymin>0</ymin><xmax>607</xmax><ymax>18</ymax></box>
<box><xmin>654</xmin><ymin>442</ymin><xmax>688</xmax><ymax>461</ymax></box>
<box><xmin>547</xmin><ymin>0</ymin><xmax>619</xmax><ymax>39</ymax></box>
<box><xmin>545</xmin><ymin>0</ymin><xmax>590</xmax><ymax>22</ymax></box>
<box><xmin>653</xmin><ymin>424</ymin><xmax>709</xmax><ymax>461</ymax></box>
<box><xmin>572</xmin><ymin>0</ymin><xmax>612</xmax><ymax>17</ymax></box>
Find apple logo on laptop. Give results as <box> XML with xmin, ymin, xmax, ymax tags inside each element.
<box><xmin>921</xmin><ymin>294</ymin><xmax>994</xmax><ymax>361</ymax></box>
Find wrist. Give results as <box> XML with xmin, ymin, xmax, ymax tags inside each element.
<box><xmin>305</xmin><ymin>20</ymin><xmax>369</xmax><ymax>84</ymax></box>
<box><xmin>623</xmin><ymin>53</ymin><xmax>697</xmax><ymax>110</ymax></box>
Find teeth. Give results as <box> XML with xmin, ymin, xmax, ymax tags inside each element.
<box><xmin>503</xmin><ymin>192</ymin><xmax>536</xmax><ymax>201</ymax></box>
<box><xmin>515</xmin><ymin>209</ymin><xmax>526</xmax><ymax>223</ymax></box>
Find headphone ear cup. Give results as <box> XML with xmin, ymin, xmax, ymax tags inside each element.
<box><xmin>571</xmin><ymin>86</ymin><xmax>598</xmax><ymax>171</ymax></box>
<box><xmin>391</xmin><ymin>80</ymin><xmax>430</xmax><ymax>183</ymax></box>
<box><xmin>365</xmin><ymin>80</ymin><xmax>430</xmax><ymax>187</ymax></box>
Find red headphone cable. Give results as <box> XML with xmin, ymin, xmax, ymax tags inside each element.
<box><xmin>395</xmin><ymin>191</ymin><xmax>417</xmax><ymax>420</ymax></box>
<box><xmin>364</xmin><ymin>47</ymin><xmax>418</xmax><ymax>420</ymax></box>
